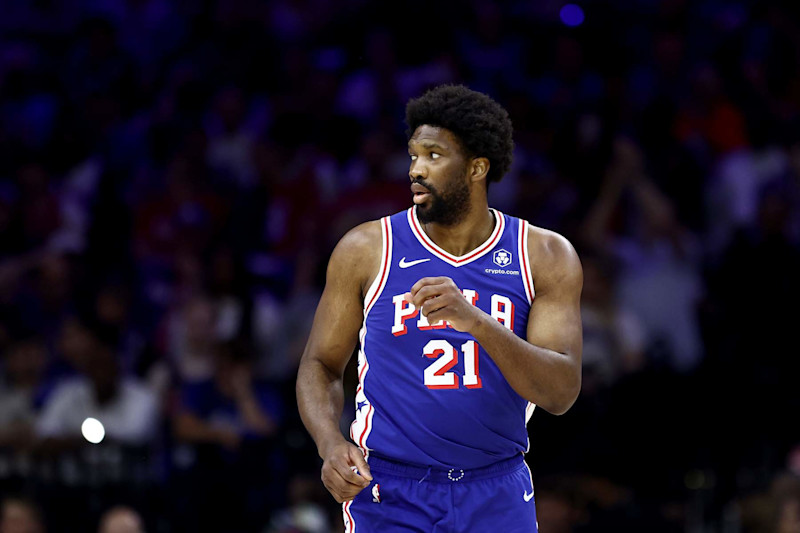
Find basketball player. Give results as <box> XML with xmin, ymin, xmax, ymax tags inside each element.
<box><xmin>296</xmin><ymin>84</ymin><xmax>583</xmax><ymax>532</ymax></box>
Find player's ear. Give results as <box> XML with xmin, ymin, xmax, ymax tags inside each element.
<box><xmin>469</xmin><ymin>157</ymin><xmax>489</xmax><ymax>183</ymax></box>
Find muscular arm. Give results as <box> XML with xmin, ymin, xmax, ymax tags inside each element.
<box><xmin>407</xmin><ymin>227</ymin><xmax>583</xmax><ymax>414</ymax></box>
<box><xmin>478</xmin><ymin>228</ymin><xmax>582</xmax><ymax>413</ymax></box>
<box><xmin>296</xmin><ymin>220</ymin><xmax>381</xmax><ymax>501</ymax></box>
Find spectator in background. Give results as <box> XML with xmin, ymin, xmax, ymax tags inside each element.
<box><xmin>162</xmin><ymin>292</ymin><xmax>219</xmax><ymax>383</ymax></box>
<box><xmin>92</xmin><ymin>282</ymin><xmax>150</xmax><ymax>376</ymax></box>
<box><xmin>335</xmin><ymin>29</ymin><xmax>401</xmax><ymax>126</ymax></box>
<box><xmin>0</xmin><ymin>335</ymin><xmax>51</xmax><ymax>452</ymax></box>
<box><xmin>0</xmin><ymin>497</ymin><xmax>45</xmax><ymax>533</ymax></box>
<box><xmin>12</xmin><ymin>163</ymin><xmax>61</xmax><ymax>254</ymax></box>
<box><xmin>35</xmin><ymin>325</ymin><xmax>158</xmax><ymax>449</ymax></box>
<box><xmin>89</xmin><ymin>280</ymin><xmax>169</xmax><ymax>414</ymax></box>
<box><xmin>174</xmin><ymin>339</ymin><xmax>279</xmax><ymax>450</ymax></box>
<box><xmin>207</xmin><ymin>246</ymin><xmax>247</xmax><ymax>344</ymax></box>
<box><xmin>704</xmin><ymin>110</ymin><xmax>789</xmax><ymax>259</ymax></box>
<box><xmin>206</xmin><ymin>85</ymin><xmax>260</xmax><ymax>190</ymax></box>
<box><xmin>172</xmin><ymin>339</ymin><xmax>283</xmax><ymax>532</ymax></box>
<box><xmin>581</xmin><ymin>136</ymin><xmax>705</xmax><ymax>372</ymax></box>
<box><xmin>264</xmin><ymin>474</ymin><xmax>331</xmax><ymax>533</ymax></box>
<box><xmin>131</xmin><ymin>153</ymin><xmax>229</xmax><ymax>314</ymax></box>
<box><xmin>14</xmin><ymin>253</ymin><xmax>78</xmax><ymax>347</ymax></box>
<box><xmin>97</xmin><ymin>506</ymin><xmax>145</xmax><ymax>533</ymax></box>
<box><xmin>52</xmin><ymin>315</ymin><xmax>94</xmax><ymax>380</ymax></box>
<box><xmin>578</xmin><ymin>249</ymin><xmax>646</xmax><ymax>392</ymax></box>
<box><xmin>577</xmin><ymin>136</ymin><xmax>707</xmax><ymax>509</ymax></box>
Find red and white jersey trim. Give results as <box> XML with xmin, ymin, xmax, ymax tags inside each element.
<box><xmin>525</xmin><ymin>401</ymin><xmax>536</xmax><ymax>423</ymax></box>
<box><xmin>524</xmin><ymin>401</ymin><xmax>536</xmax><ymax>454</ymax></box>
<box><xmin>342</xmin><ymin>500</ymin><xmax>355</xmax><ymax>533</ymax></box>
<box><xmin>363</xmin><ymin>216</ymin><xmax>393</xmax><ymax>315</ymax></box>
<box><xmin>520</xmin><ymin>218</ymin><xmax>536</xmax><ymax>450</ymax></box>
<box><xmin>350</xmin><ymin>216</ymin><xmax>392</xmax><ymax>457</ymax></box>
<box><xmin>407</xmin><ymin>207</ymin><xmax>506</xmax><ymax>267</ymax></box>
<box><xmin>518</xmin><ymin>219</ymin><xmax>535</xmax><ymax>304</ymax></box>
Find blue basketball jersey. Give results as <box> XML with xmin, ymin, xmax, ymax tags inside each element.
<box><xmin>350</xmin><ymin>207</ymin><xmax>537</xmax><ymax>469</ymax></box>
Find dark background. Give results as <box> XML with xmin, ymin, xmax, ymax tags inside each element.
<box><xmin>1</xmin><ymin>0</ymin><xmax>799</xmax><ymax>531</ymax></box>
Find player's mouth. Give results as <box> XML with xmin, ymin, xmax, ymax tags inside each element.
<box><xmin>411</xmin><ymin>183</ymin><xmax>431</xmax><ymax>204</ymax></box>
<box><xmin>413</xmin><ymin>192</ymin><xmax>430</xmax><ymax>204</ymax></box>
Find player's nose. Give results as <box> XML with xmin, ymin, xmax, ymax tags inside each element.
<box><xmin>409</xmin><ymin>159</ymin><xmax>427</xmax><ymax>180</ymax></box>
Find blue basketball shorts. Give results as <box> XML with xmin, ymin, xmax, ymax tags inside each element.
<box><xmin>342</xmin><ymin>453</ymin><xmax>538</xmax><ymax>533</ymax></box>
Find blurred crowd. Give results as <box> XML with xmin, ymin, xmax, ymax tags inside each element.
<box><xmin>1</xmin><ymin>0</ymin><xmax>799</xmax><ymax>531</ymax></box>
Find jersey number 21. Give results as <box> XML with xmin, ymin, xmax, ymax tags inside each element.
<box><xmin>423</xmin><ymin>339</ymin><xmax>482</xmax><ymax>390</ymax></box>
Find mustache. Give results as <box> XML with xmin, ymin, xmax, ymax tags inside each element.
<box><xmin>411</xmin><ymin>178</ymin><xmax>438</xmax><ymax>195</ymax></box>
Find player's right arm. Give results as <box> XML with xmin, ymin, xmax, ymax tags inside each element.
<box><xmin>296</xmin><ymin>220</ymin><xmax>382</xmax><ymax>503</ymax></box>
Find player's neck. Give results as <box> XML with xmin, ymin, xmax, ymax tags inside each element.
<box><xmin>421</xmin><ymin>204</ymin><xmax>496</xmax><ymax>257</ymax></box>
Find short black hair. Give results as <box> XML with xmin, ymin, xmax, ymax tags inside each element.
<box><xmin>405</xmin><ymin>84</ymin><xmax>514</xmax><ymax>184</ymax></box>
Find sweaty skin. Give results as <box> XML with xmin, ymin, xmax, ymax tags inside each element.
<box><xmin>296</xmin><ymin>125</ymin><xmax>583</xmax><ymax>503</ymax></box>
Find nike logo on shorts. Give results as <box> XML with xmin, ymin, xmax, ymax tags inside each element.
<box><xmin>399</xmin><ymin>257</ymin><xmax>430</xmax><ymax>268</ymax></box>
<box><xmin>523</xmin><ymin>490</ymin><xmax>534</xmax><ymax>502</ymax></box>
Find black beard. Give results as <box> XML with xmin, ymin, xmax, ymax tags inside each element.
<box><xmin>415</xmin><ymin>176</ymin><xmax>471</xmax><ymax>226</ymax></box>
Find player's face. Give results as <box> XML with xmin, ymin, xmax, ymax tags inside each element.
<box><xmin>408</xmin><ymin>125</ymin><xmax>471</xmax><ymax>226</ymax></box>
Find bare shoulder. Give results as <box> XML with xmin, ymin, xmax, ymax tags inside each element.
<box><xmin>526</xmin><ymin>224</ymin><xmax>583</xmax><ymax>292</ymax></box>
<box><xmin>328</xmin><ymin>219</ymin><xmax>384</xmax><ymax>296</ymax></box>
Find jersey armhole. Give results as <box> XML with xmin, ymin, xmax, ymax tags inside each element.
<box><xmin>520</xmin><ymin>219</ymin><xmax>537</xmax><ymax>431</ymax></box>
<box><xmin>517</xmin><ymin>219</ymin><xmax>535</xmax><ymax>304</ymax></box>
<box><xmin>363</xmin><ymin>216</ymin><xmax>392</xmax><ymax>316</ymax></box>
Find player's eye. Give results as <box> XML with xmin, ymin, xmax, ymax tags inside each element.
<box><xmin>431</xmin><ymin>153</ymin><xmax>441</xmax><ymax>160</ymax></box>
<box><xmin>410</xmin><ymin>155</ymin><xmax>418</xmax><ymax>161</ymax></box>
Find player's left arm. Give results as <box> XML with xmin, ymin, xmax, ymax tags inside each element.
<box><xmin>517</xmin><ymin>227</ymin><xmax>583</xmax><ymax>413</ymax></box>
<box><xmin>406</xmin><ymin>227</ymin><xmax>583</xmax><ymax>414</ymax></box>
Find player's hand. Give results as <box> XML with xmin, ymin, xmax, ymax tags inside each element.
<box><xmin>320</xmin><ymin>440</ymin><xmax>373</xmax><ymax>503</ymax></box>
<box><xmin>404</xmin><ymin>276</ymin><xmax>482</xmax><ymax>333</ymax></box>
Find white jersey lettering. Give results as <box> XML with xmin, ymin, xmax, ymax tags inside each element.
<box><xmin>392</xmin><ymin>295</ymin><xmax>418</xmax><ymax>336</ymax></box>
<box><xmin>491</xmin><ymin>294</ymin><xmax>515</xmax><ymax>331</ymax></box>
<box><xmin>392</xmin><ymin>289</ymin><xmax>514</xmax><ymax>335</ymax></box>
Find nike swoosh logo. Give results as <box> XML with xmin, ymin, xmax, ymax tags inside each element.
<box><xmin>399</xmin><ymin>257</ymin><xmax>430</xmax><ymax>268</ymax></box>
<box><xmin>523</xmin><ymin>490</ymin><xmax>534</xmax><ymax>502</ymax></box>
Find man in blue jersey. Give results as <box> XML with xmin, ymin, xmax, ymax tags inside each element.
<box><xmin>296</xmin><ymin>84</ymin><xmax>583</xmax><ymax>532</ymax></box>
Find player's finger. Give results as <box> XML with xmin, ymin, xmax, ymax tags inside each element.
<box><xmin>338</xmin><ymin>488</ymin><xmax>361</xmax><ymax>502</ymax></box>
<box><xmin>334</xmin><ymin>458</ymin><xmax>370</xmax><ymax>487</ymax></box>
<box><xmin>321</xmin><ymin>467</ymin><xmax>347</xmax><ymax>499</ymax></box>
<box><xmin>424</xmin><ymin>308</ymin><xmax>446</xmax><ymax>325</ymax></box>
<box><xmin>410</xmin><ymin>284</ymin><xmax>444</xmax><ymax>308</ymax></box>
<box><xmin>329</xmin><ymin>482</ymin><xmax>361</xmax><ymax>503</ymax></box>
<box><xmin>323</xmin><ymin>479</ymin><xmax>353</xmax><ymax>503</ymax></box>
<box><xmin>420</xmin><ymin>295</ymin><xmax>446</xmax><ymax>316</ymax></box>
<box><xmin>349</xmin><ymin>447</ymin><xmax>372</xmax><ymax>481</ymax></box>
<box><xmin>324</xmin><ymin>466</ymin><xmax>365</xmax><ymax>498</ymax></box>
<box><xmin>410</xmin><ymin>276</ymin><xmax>451</xmax><ymax>296</ymax></box>
<box><xmin>410</xmin><ymin>276</ymin><xmax>450</xmax><ymax>292</ymax></box>
<box><xmin>322</xmin><ymin>478</ymin><xmax>345</xmax><ymax>503</ymax></box>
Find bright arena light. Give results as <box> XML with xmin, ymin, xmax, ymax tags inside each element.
<box><xmin>560</xmin><ymin>4</ymin><xmax>585</xmax><ymax>27</ymax></box>
<box><xmin>81</xmin><ymin>417</ymin><xmax>105</xmax><ymax>444</ymax></box>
